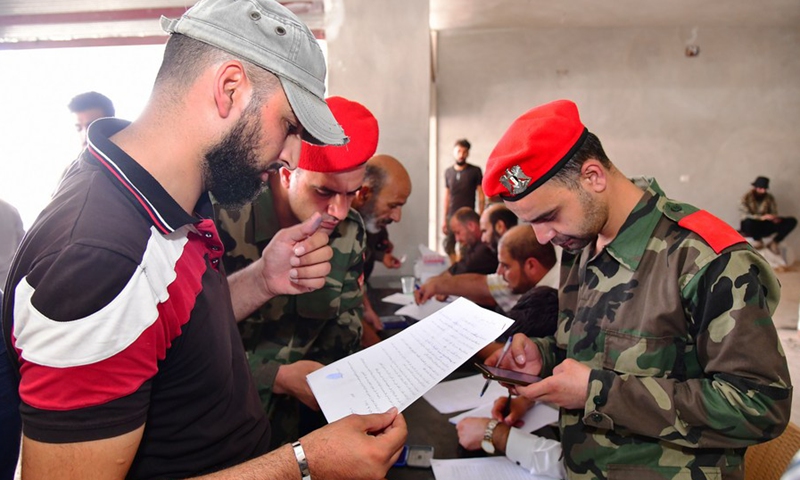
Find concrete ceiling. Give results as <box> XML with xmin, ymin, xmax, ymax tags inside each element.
<box><xmin>430</xmin><ymin>0</ymin><xmax>800</xmax><ymax>30</ymax></box>
<box><xmin>1</xmin><ymin>0</ymin><xmax>798</xmax><ymax>49</ymax></box>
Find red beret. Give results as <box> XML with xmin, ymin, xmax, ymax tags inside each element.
<box><xmin>298</xmin><ymin>96</ymin><xmax>379</xmax><ymax>172</ymax></box>
<box><xmin>482</xmin><ymin>99</ymin><xmax>588</xmax><ymax>201</ymax></box>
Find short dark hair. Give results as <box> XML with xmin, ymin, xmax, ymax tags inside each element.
<box><xmin>549</xmin><ymin>132</ymin><xmax>611</xmax><ymax>189</ymax></box>
<box><xmin>500</xmin><ymin>225</ymin><xmax>556</xmax><ymax>271</ymax></box>
<box><xmin>67</xmin><ymin>91</ymin><xmax>115</xmax><ymax>117</ymax></box>
<box><xmin>363</xmin><ymin>163</ymin><xmax>387</xmax><ymax>197</ymax></box>
<box><xmin>488</xmin><ymin>205</ymin><xmax>518</xmax><ymax>231</ymax></box>
<box><xmin>155</xmin><ymin>34</ymin><xmax>280</xmax><ymax>101</ymax></box>
<box><xmin>454</xmin><ymin>138</ymin><xmax>471</xmax><ymax>150</ymax></box>
<box><xmin>452</xmin><ymin>206</ymin><xmax>480</xmax><ymax>226</ymax></box>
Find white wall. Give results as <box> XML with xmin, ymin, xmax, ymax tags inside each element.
<box><xmin>435</xmin><ymin>25</ymin><xmax>800</xmax><ymax>255</ymax></box>
<box><xmin>327</xmin><ymin>0</ymin><xmax>431</xmax><ymax>278</ymax></box>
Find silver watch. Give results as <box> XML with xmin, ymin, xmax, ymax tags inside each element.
<box><xmin>481</xmin><ymin>419</ymin><xmax>499</xmax><ymax>454</ymax></box>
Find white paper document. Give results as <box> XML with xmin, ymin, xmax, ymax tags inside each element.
<box><xmin>307</xmin><ymin>297</ymin><xmax>514</xmax><ymax>423</ymax></box>
<box><xmin>423</xmin><ymin>374</ymin><xmax>507</xmax><ymax>414</ymax></box>
<box><xmin>448</xmin><ymin>401</ymin><xmax>560</xmax><ymax>433</ymax></box>
<box><xmin>431</xmin><ymin>456</ymin><xmax>559</xmax><ymax>480</ymax></box>
<box><xmin>395</xmin><ymin>297</ymin><xmax>450</xmax><ymax>320</ymax></box>
<box><xmin>381</xmin><ymin>292</ymin><xmax>415</xmax><ymax>306</ymax></box>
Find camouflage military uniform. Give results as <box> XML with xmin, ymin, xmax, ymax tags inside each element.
<box><xmin>216</xmin><ymin>189</ymin><xmax>365</xmax><ymax>448</ymax></box>
<box><xmin>532</xmin><ymin>179</ymin><xmax>791</xmax><ymax>480</ymax></box>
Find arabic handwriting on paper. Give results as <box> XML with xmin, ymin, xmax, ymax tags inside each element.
<box><xmin>306</xmin><ymin>298</ymin><xmax>514</xmax><ymax>422</ymax></box>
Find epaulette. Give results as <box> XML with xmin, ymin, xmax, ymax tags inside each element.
<box><xmin>665</xmin><ymin>203</ymin><xmax>746</xmax><ymax>254</ymax></box>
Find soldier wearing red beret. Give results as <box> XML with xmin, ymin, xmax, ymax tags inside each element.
<box><xmin>216</xmin><ymin>96</ymin><xmax>379</xmax><ymax>448</ymax></box>
<box><xmin>481</xmin><ymin>100</ymin><xmax>791</xmax><ymax>479</ymax></box>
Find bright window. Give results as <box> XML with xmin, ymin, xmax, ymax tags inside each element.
<box><xmin>0</xmin><ymin>44</ymin><xmax>166</xmax><ymax>229</ymax></box>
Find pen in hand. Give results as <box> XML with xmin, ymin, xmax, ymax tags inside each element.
<box><xmin>479</xmin><ymin>336</ymin><xmax>513</xmax><ymax>397</ymax></box>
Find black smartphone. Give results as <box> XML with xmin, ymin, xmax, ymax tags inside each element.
<box><xmin>474</xmin><ymin>363</ymin><xmax>542</xmax><ymax>386</ymax></box>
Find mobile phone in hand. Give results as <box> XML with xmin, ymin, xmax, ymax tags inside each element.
<box><xmin>474</xmin><ymin>363</ymin><xmax>542</xmax><ymax>386</ymax></box>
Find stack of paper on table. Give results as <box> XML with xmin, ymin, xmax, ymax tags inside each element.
<box><xmin>449</xmin><ymin>400</ymin><xmax>559</xmax><ymax>433</ymax></box>
<box><xmin>306</xmin><ymin>297</ymin><xmax>514</xmax><ymax>423</ymax></box>
<box><xmin>395</xmin><ymin>297</ymin><xmax>450</xmax><ymax>320</ymax></box>
<box><xmin>422</xmin><ymin>373</ymin><xmax>507</xmax><ymax>414</ymax></box>
<box><xmin>431</xmin><ymin>456</ymin><xmax>560</xmax><ymax>480</ymax></box>
<box><xmin>381</xmin><ymin>292</ymin><xmax>415</xmax><ymax>306</ymax></box>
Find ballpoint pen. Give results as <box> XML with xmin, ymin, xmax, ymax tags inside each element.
<box><xmin>480</xmin><ymin>336</ymin><xmax>513</xmax><ymax>397</ymax></box>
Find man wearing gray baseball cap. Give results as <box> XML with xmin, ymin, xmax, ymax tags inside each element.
<box><xmin>2</xmin><ymin>0</ymin><xmax>406</xmax><ymax>479</ymax></box>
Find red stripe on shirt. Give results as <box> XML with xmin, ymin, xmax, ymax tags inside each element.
<box><xmin>17</xmin><ymin>233</ymin><xmax>208</xmax><ymax>410</ymax></box>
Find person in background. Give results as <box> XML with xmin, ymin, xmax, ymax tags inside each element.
<box><xmin>1</xmin><ymin>1</ymin><xmax>406</xmax><ymax>478</ymax></box>
<box><xmin>479</xmin><ymin>203</ymin><xmax>517</xmax><ymax>253</ymax></box>
<box><xmin>352</xmin><ymin>154</ymin><xmax>412</xmax><ymax>337</ymax></box>
<box><xmin>442</xmin><ymin>138</ymin><xmax>484</xmax><ymax>261</ymax></box>
<box><xmin>216</xmin><ymin>96</ymin><xmax>378</xmax><ymax>448</ymax></box>
<box><xmin>0</xmin><ymin>198</ymin><xmax>24</xmax><ymax>286</ymax></box>
<box><xmin>67</xmin><ymin>91</ymin><xmax>115</xmax><ymax>149</ymax></box>
<box><xmin>416</xmin><ymin>204</ymin><xmax>521</xmax><ymax>312</ymax></box>
<box><xmin>739</xmin><ymin>175</ymin><xmax>796</xmax><ymax>255</ymax></box>
<box><xmin>482</xmin><ymin>99</ymin><xmax>790</xmax><ymax>479</ymax></box>
<box><xmin>447</xmin><ymin>206</ymin><xmax>498</xmax><ymax>276</ymax></box>
<box><xmin>417</xmin><ymin>225</ymin><xmax>558</xmax><ymax>360</ymax></box>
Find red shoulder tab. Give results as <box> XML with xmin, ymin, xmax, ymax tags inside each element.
<box><xmin>677</xmin><ymin>210</ymin><xmax>746</xmax><ymax>254</ymax></box>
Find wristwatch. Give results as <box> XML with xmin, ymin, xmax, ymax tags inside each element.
<box><xmin>481</xmin><ymin>419</ymin><xmax>499</xmax><ymax>454</ymax></box>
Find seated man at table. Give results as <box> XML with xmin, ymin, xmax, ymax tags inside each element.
<box><xmin>448</xmin><ymin>206</ymin><xmax>499</xmax><ymax>275</ymax></box>
<box><xmin>216</xmin><ymin>96</ymin><xmax>378</xmax><ymax>449</ymax></box>
<box><xmin>416</xmin><ymin>223</ymin><xmax>557</xmax><ymax>312</ymax></box>
<box><xmin>418</xmin><ymin>226</ymin><xmax>558</xmax><ymax>359</ymax></box>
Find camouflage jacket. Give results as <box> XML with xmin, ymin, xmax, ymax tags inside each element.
<box><xmin>533</xmin><ymin>179</ymin><xmax>791</xmax><ymax>480</ymax></box>
<box><xmin>216</xmin><ymin>190</ymin><xmax>365</xmax><ymax>411</ymax></box>
<box><xmin>739</xmin><ymin>191</ymin><xmax>778</xmax><ymax>220</ymax></box>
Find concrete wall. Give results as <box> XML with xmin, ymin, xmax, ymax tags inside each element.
<box><xmin>326</xmin><ymin>0</ymin><xmax>431</xmax><ymax>278</ymax></box>
<box><xmin>435</xmin><ymin>26</ymin><xmax>800</xmax><ymax>256</ymax></box>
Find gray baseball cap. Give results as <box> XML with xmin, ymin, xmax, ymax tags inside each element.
<box><xmin>161</xmin><ymin>0</ymin><xmax>348</xmax><ymax>146</ymax></box>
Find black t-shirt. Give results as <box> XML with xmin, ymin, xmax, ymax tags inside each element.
<box><xmin>1</xmin><ymin>118</ymin><xmax>270</xmax><ymax>479</ymax></box>
<box><xmin>448</xmin><ymin>242</ymin><xmax>498</xmax><ymax>276</ymax></box>
<box><xmin>445</xmin><ymin>164</ymin><xmax>483</xmax><ymax>216</ymax></box>
<box><xmin>498</xmin><ymin>286</ymin><xmax>559</xmax><ymax>341</ymax></box>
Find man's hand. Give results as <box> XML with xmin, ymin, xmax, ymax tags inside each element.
<box><xmin>485</xmin><ymin>333</ymin><xmax>543</xmax><ymax>377</ymax></box>
<box><xmin>491</xmin><ymin>394</ymin><xmax>533</xmax><ymax>427</ymax></box>
<box><xmin>274</xmin><ymin>361</ymin><xmax>323</xmax><ymax>411</ymax></box>
<box><xmin>456</xmin><ymin>417</ymin><xmax>491</xmax><ymax>451</ymax></box>
<box><xmin>261</xmin><ymin>213</ymin><xmax>333</xmax><ymax>297</ymax></box>
<box><xmin>382</xmin><ymin>254</ymin><xmax>402</xmax><ymax>269</ymax></box>
<box><xmin>301</xmin><ymin>408</ymin><xmax>408</xmax><ymax>480</ymax></box>
<box><xmin>516</xmin><ymin>359</ymin><xmax>591</xmax><ymax>410</ymax></box>
<box><xmin>362</xmin><ymin>302</ymin><xmax>383</xmax><ymax>332</ymax></box>
<box><xmin>414</xmin><ymin>278</ymin><xmax>440</xmax><ymax>305</ymax></box>
<box><xmin>228</xmin><ymin>213</ymin><xmax>333</xmax><ymax>320</ymax></box>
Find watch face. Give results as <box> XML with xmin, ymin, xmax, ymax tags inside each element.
<box><xmin>482</xmin><ymin>419</ymin><xmax>499</xmax><ymax>454</ymax></box>
<box><xmin>481</xmin><ymin>438</ymin><xmax>495</xmax><ymax>454</ymax></box>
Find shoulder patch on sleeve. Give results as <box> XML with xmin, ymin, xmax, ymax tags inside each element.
<box><xmin>678</xmin><ymin>210</ymin><xmax>746</xmax><ymax>254</ymax></box>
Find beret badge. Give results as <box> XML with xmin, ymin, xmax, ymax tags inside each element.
<box><xmin>499</xmin><ymin>165</ymin><xmax>532</xmax><ymax>196</ymax></box>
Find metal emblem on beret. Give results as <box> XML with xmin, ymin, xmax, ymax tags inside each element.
<box><xmin>499</xmin><ymin>165</ymin><xmax>531</xmax><ymax>195</ymax></box>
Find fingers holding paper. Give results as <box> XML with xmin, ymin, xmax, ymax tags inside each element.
<box><xmin>301</xmin><ymin>408</ymin><xmax>408</xmax><ymax>479</ymax></box>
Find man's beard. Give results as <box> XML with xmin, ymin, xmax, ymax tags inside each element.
<box><xmin>753</xmin><ymin>191</ymin><xmax>767</xmax><ymax>201</ymax></box>
<box><xmin>552</xmin><ymin>189</ymin><xmax>606</xmax><ymax>253</ymax></box>
<box><xmin>203</xmin><ymin>103</ymin><xmax>269</xmax><ymax>209</ymax></box>
<box><xmin>359</xmin><ymin>196</ymin><xmax>384</xmax><ymax>234</ymax></box>
<box><xmin>455</xmin><ymin>158</ymin><xmax>467</xmax><ymax>166</ymax></box>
